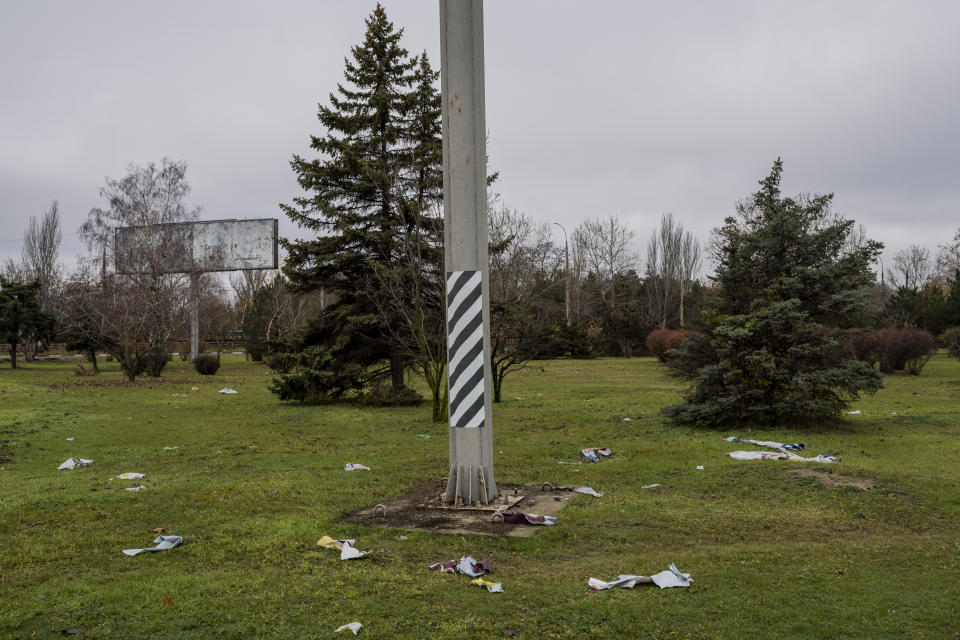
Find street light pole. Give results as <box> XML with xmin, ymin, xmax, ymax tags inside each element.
<box><xmin>553</xmin><ymin>222</ymin><xmax>571</xmax><ymax>326</ymax></box>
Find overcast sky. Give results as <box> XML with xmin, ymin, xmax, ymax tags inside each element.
<box><xmin>2</xmin><ymin>0</ymin><xmax>958</xmax><ymax>274</ymax></box>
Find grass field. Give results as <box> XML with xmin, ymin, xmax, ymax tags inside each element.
<box><xmin>1</xmin><ymin>354</ymin><xmax>958</xmax><ymax>639</ymax></box>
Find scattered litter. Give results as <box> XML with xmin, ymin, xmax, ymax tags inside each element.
<box><xmin>115</xmin><ymin>473</ymin><xmax>145</xmax><ymax>480</ymax></box>
<box><xmin>589</xmin><ymin>564</ymin><xmax>692</xmax><ymax>590</ymax></box>
<box><xmin>218</xmin><ymin>388</ymin><xmax>238</xmax><ymax>394</ymax></box>
<box><xmin>722</xmin><ymin>436</ymin><xmax>804</xmax><ymax>451</ymax></box>
<box><xmin>728</xmin><ymin>450</ymin><xmax>840</xmax><ymax>463</ymax></box>
<box><xmin>641</xmin><ymin>484</ymin><xmax>660</xmax><ymax>489</ymax></box>
<box><xmin>125</xmin><ymin>486</ymin><xmax>145</xmax><ymax>492</ymax></box>
<box><xmin>575</xmin><ymin>487</ymin><xmax>602</xmax><ymax>497</ymax></box>
<box><xmin>514</xmin><ymin>397</ymin><xmax>525</xmax><ymax>400</ymax></box>
<box><xmin>171</xmin><ymin>393</ymin><xmax>187</xmax><ymax>397</ymax></box>
<box><xmin>581</xmin><ymin>447</ymin><xmax>612</xmax><ymax>463</ymax></box>
<box><xmin>335</xmin><ymin>622</ymin><xmax>363</xmax><ymax>635</ymax></box>
<box><xmin>415</xmin><ymin>434</ymin><xmax>431</xmax><ymax>439</ymax></box>
<box><xmin>317</xmin><ymin>536</ymin><xmax>352</xmax><ymax>550</ymax></box>
<box><xmin>317</xmin><ymin>536</ymin><xmax>369</xmax><ymax>559</ymax></box>
<box><xmin>557</xmin><ymin>461</ymin><xmax>580</xmax><ymax>465</ymax></box>
<box><xmin>621</xmin><ymin>417</ymin><xmax>632</xmax><ymax>421</ymax></box>
<box><xmin>151</xmin><ymin>527</ymin><xmax>167</xmax><ymax>534</ymax></box>
<box><xmin>66</xmin><ymin>437</ymin><xmax>75</xmax><ymax>441</ymax></box>
<box><xmin>58</xmin><ymin>458</ymin><xmax>92</xmax><ymax>470</ymax></box>
<box><xmin>123</xmin><ymin>535</ymin><xmax>182</xmax><ymax>556</ymax></box>
<box><xmin>499</xmin><ymin>511</ymin><xmax>557</xmax><ymax>526</ymax></box>
<box><xmin>847</xmin><ymin>410</ymin><xmax>862</xmax><ymax>415</ymax></box>
<box><xmin>163</xmin><ymin>446</ymin><xmax>179</xmax><ymax>450</ymax></box>
<box><xmin>471</xmin><ymin>577</ymin><xmax>504</xmax><ymax>593</ymax></box>
<box><xmin>344</xmin><ymin>463</ymin><xmax>371</xmax><ymax>471</ymax></box>
<box><xmin>696</xmin><ymin>466</ymin><xmax>705</xmax><ymax>470</ymax></box>
<box><xmin>429</xmin><ymin>555</ymin><xmax>491</xmax><ymax>576</ymax></box>
<box><xmin>162</xmin><ymin>596</ymin><xmax>174</xmax><ymax>607</ymax></box>
<box><xmin>340</xmin><ymin>540</ymin><xmax>369</xmax><ymax>560</ymax></box>
<box><xmin>191</xmin><ymin>386</ymin><xmax>199</xmax><ymax>391</ymax></box>
<box><xmin>398</xmin><ymin>535</ymin><xmax>408</xmax><ymax>540</ymax></box>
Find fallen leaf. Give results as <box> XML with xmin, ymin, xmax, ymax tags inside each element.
<box><xmin>162</xmin><ymin>596</ymin><xmax>173</xmax><ymax>607</ymax></box>
<box><xmin>151</xmin><ymin>527</ymin><xmax>167</xmax><ymax>534</ymax></box>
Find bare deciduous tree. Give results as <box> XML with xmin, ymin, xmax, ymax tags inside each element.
<box><xmin>66</xmin><ymin>159</ymin><xmax>200</xmax><ymax>380</ymax></box>
<box><xmin>889</xmin><ymin>244</ymin><xmax>931</xmax><ymax>291</ymax></box>
<box><xmin>647</xmin><ymin>213</ymin><xmax>700</xmax><ymax>328</ymax></box>
<box><xmin>575</xmin><ymin>214</ymin><xmax>636</xmax><ymax>308</ymax></box>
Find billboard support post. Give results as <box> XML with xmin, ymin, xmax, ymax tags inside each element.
<box><xmin>190</xmin><ymin>272</ymin><xmax>200</xmax><ymax>361</ymax></box>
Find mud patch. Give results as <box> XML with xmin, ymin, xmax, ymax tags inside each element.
<box><xmin>339</xmin><ymin>482</ymin><xmax>580</xmax><ymax>537</ymax></box>
<box><xmin>786</xmin><ymin>469</ymin><xmax>875</xmax><ymax>490</ymax></box>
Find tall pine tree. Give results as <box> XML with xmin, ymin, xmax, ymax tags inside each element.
<box><xmin>279</xmin><ymin>5</ymin><xmax>443</xmax><ymax>400</ymax></box>
<box><xmin>664</xmin><ymin>159</ymin><xmax>884</xmax><ymax>427</ymax></box>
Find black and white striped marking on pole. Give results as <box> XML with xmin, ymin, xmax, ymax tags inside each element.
<box><xmin>446</xmin><ymin>270</ymin><xmax>485</xmax><ymax>428</ymax></box>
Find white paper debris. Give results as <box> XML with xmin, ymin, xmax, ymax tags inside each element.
<box><xmin>589</xmin><ymin>564</ymin><xmax>692</xmax><ymax>590</ymax></box>
<box><xmin>728</xmin><ymin>450</ymin><xmax>840</xmax><ymax>463</ymax></box>
<box><xmin>123</xmin><ymin>535</ymin><xmax>182</xmax><ymax>556</ymax></box>
<box><xmin>125</xmin><ymin>486</ymin><xmax>145</xmax><ymax>492</ymax></box>
<box><xmin>696</xmin><ymin>465</ymin><xmax>705</xmax><ymax>470</ymax></box>
<box><xmin>219</xmin><ymin>388</ymin><xmax>238</xmax><ymax>394</ymax></box>
<box><xmin>344</xmin><ymin>463</ymin><xmax>371</xmax><ymax>471</ymax></box>
<box><xmin>847</xmin><ymin>410</ymin><xmax>862</xmax><ymax>415</ymax></box>
<box><xmin>66</xmin><ymin>437</ymin><xmax>75</xmax><ymax>441</ymax></box>
<box><xmin>641</xmin><ymin>484</ymin><xmax>660</xmax><ymax>489</ymax></box>
<box><xmin>340</xmin><ymin>540</ymin><xmax>370</xmax><ymax>560</ymax></box>
<box><xmin>471</xmin><ymin>577</ymin><xmax>504</xmax><ymax>593</ymax></box>
<box><xmin>456</xmin><ymin>555</ymin><xmax>486</xmax><ymax>577</ymax></box>
<box><xmin>335</xmin><ymin>622</ymin><xmax>362</xmax><ymax>635</ymax></box>
<box><xmin>576</xmin><ymin>487</ymin><xmax>603</xmax><ymax>497</ymax></box>
<box><xmin>58</xmin><ymin>458</ymin><xmax>92</xmax><ymax>470</ymax></box>
<box><xmin>116</xmin><ymin>472</ymin><xmax>145</xmax><ymax>480</ymax></box>
<box><xmin>163</xmin><ymin>446</ymin><xmax>179</xmax><ymax>450</ymax></box>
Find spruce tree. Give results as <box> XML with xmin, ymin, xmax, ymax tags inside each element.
<box><xmin>664</xmin><ymin>159</ymin><xmax>884</xmax><ymax>427</ymax></box>
<box><xmin>280</xmin><ymin>5</ymin><xmax>442</xmax><ymax>399</ymax></box>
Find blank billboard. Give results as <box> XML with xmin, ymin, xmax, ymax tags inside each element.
<box><xmin>115</xmin><ymin>218</ymin><xmax>278</xmax><ymax>274</ymax></box>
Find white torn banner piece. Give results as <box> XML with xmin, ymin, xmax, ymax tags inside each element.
<box><xmin>641</xmin><ymin>484</ymin><xmax>660</xmax><ymax>489</ymax></box>
<box><xmin>58</xmin><ymin>458</ymin><xmax>92</xmax><ymax>470</ymax></box>
<box><xmin>471</xmin><ymin>577</ymin><xmax>504</xmax><ymax>593</ymax></box>
<box><xmin>218</xmin><ymin>388</ymin><xmax>238</xmax><ymax>394</ymax></box>
<box><xmin>163</xmin><ymin>446</ymin><xmax>179</xmax><ymax>450</ymax></box>
<box><xmin>123</xmin><ymin>535</ymin><xmax>182</xmax><ymax>556</ymax></box>
<box><xmin>721</xmin><ymin>436</ymin><xmax>804</xmax><ymax>451</ymax></box>
<box><xmin>696</xmin><ymin>466</ymin><xmax>705</xmax><ymax>470</ymax></box>
<box><xmin>576</xmin><ymin>487</ymin><xmax>603</xmax><ymax>497</ymax></box>
<box><xmin>125</xmin><ymin>486</ymin><xmax>145</xmax><ymax>492</ymax></box>
<box><xmin>116</xmin><ymin>472</ymin><xmax>145</xmax><ymax>480</ymax></box>
<box><xmin>847</xmin><ymin>409</ymin><xmax>862</xmax><ymax>415</ymax></box>
<box><xmin>589</xmin><ymin>564</ymin><xmax>692</xmax><ymax>590</ymax></box>
<box><xmin>335</xmin><ymin>622</ymin><xmax>362</xmax><ymax>635</ymax></box>
<box><xmin>728</xmin><ymin>450</ymin><xmax>840</xmax><ymax>463</ymax></box>
<box><xmin>340</xmin><ymin>540</ymin><xmax>370</xmax><ymax>560</ymax></box>
<box><xmin>344</xmin><ymin>463</ymin><xmax>370</xmax><ymax>471</ymax></box>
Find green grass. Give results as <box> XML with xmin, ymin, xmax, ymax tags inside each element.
<box><xmin>1</xmin><ymin>354</ymin><xmax>959</xmax><ymax>639</ymax></box>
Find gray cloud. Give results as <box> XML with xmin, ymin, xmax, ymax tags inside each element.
<box><xmin>1</xmin><ymin>0</ymin><xmax>957</xmax><ymax>271</ymax></box>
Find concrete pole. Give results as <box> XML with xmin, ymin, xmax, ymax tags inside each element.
<box><xmin>190</xmin><ymin>272</ymin><xmax>199</xmax><ymax>361</ymax></box>
<box><xmin>440</xmin><ymin>0</ymin><xmax>497</xmax><ymax>505</ymax></box>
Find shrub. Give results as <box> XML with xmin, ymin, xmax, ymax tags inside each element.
<box><xmin>844</xmin><ymin>329</ymin><xmax>881</xmax><ymax>368</ymax></box>
<box><xmin>246</xmin><ymin>339</ymin><xmax>266</xmax><ymax>362</ymax></box>
<box><xmin>142</xmin><ymin>351</ymin><xmax>171</xmax><ymax>377</ymax></box>
<box><xmin>942</xmin><ymin>327</ymin><xmax>960</xmax><ymax>359</ymax></box>
<box><xmin>193</xmin><ymin>354</ymin><xmax>221</xmax><ymax>375</ymax></box>
<box><xmin>552</xmin><ymin>322</ymin><xmax>592</xmax><ymax>358</ymax></box>
<box><xmin>269</xmin><ymin>345</ymin><xmax>363</xmax><ymax>403</ymax></box>
<box><xmin>645</xmin><ymin>329</ymin><xmax>689</xmax><ymax>362</ymax></box>
<box><xmin>358</xmin><ymin>382</ymin><xmax>423</xmax><ymax>407</ymax></box>
<box><xmin>74</xmin><ymin>364</ymin><xmax>97</xmax><ymax>377</ymax></box>
<box><xmin>873</xmin><ymin>327</ymin><xmax>937</xmax><ymax>374</ymax></box>
<box><xmin>265</xmin><ymin>352</ymin><xmax>295</xmax><ymax>373</ymax></box>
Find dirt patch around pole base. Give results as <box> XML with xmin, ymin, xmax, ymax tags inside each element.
<box><xmin>339</xmin><ymin>482</ymin><xmax>581</xmax><ymax>537</ymax></box>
